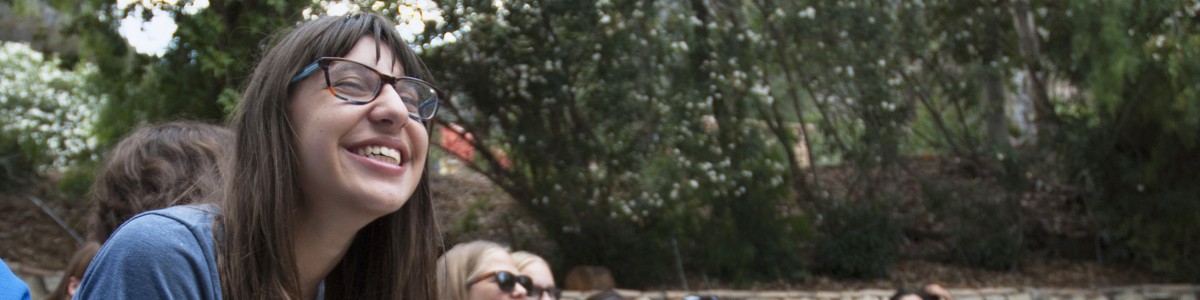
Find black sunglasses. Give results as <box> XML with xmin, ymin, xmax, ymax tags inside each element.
<box><xmin>465</xmin><ymin>271</ymin><xmax>532</xmax><ymax>294</ymax></box>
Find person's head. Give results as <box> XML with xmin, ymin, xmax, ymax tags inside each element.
<box><xmin>511</xmin><ymin>251</ymin><xmax>558</xmax><ymax>300</ymax></box>
<box><xmin>47</xmin><ymin>242</ymin><xmax>101</xmax><ymax>300</ymax></box>
<box><xmin>891</xmin><ymin>288</ymin><xmax>937</xmax><ymax>300</ymax></box>
<box><xmin>88</xmin><ymin>120</ymin><xmax>232</xmax><ymax>243</ymax></box>
<box><xmin>438</xmin><ymin>241</ymin><xmax>530</xmax><ymax>300</ymax></box>
<box><xmin>588</xmin><ymin>290</ymin><xmax>627</xmax><ymax>300</ymax></box>
<box><xmin>220</xmin><ymin>12</ymin><xmax>441</xmax><ymax>299</ymax></box>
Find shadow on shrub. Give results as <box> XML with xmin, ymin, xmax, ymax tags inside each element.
<box><xmin>0</xmin><ymin>133</ymin><xmax>37</xmax><ymax>194</ymax></box>
<box><xmin>922</xmin><ymin>180</ymin><xmax>1024</xmax><ymax>271</ymax></box>
<box><xmin>813</xmin><ymin>198</ymin><xmax>900</xmax><ymax>279</ymax></box>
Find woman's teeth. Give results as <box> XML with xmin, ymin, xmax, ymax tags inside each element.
<box><xmin>356</xmin><ymin>146</ymin><xmax>402</xmax><ymax>166</ymax></box>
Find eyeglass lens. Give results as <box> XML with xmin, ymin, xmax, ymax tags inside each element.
<box><xmin>324</xmin><ymin>60</ymin><xmax>439</xmax><ymax>119</ymax></box>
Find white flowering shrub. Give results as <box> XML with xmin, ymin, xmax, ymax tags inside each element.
<box><xmin>420</xmin><ymin>0</ymin><xmax>805</xmax><ymax>284</ymax></box>
<box><xmin>0</xmin><ymin>42</ymin><xmax>104</xmax><ymax>190</ymax></box>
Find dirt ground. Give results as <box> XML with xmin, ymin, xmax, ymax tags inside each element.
<box><xmin>0</xmin><ymin>167</ymin><xmax>1176</xmax><ymax>290</ymax></box>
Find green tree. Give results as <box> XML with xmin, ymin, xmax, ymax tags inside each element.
<box><xmin>419</xmin><ymin>0</ymin><xmax>804</xmax><ymax>285</ymax></box>
<box><xmin>56</xmin><ymin>0</ymin><xmax>311</xmax><ymax>149</ymax></box>
<box><xmin>1049</xmin><ymin>0</ymin><xmax>1200</xmax><ymax>280</ymax></box>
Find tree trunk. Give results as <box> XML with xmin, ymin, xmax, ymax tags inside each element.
<box><xmin>1011</xmin><ymin>0</ymin><xmax>1061</xmax><ymax>141</ymax></box>
<box><xmin>983</xmin><ymin>67</ymin><xmax>1011</xmax><ymax>153</ymax></box>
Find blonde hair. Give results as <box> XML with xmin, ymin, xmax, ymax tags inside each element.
<box><xmin>510</xmin><ymin>251</ymin><xmax>549</xmax><ymax>270</ymax></box>
<box><xmin>437</xmin><ymin>240</ymin><xmax>512</xmax><ymax>300</ymax></box>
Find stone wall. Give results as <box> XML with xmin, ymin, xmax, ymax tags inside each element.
<box><xmin>561</xmin><ymin>285</ymin><xmax>1199</xmax><ymax>300</ymax></box>
<box><xmin>11</xmin><ymin>261</ymin><xmax>1196</xmax><ymax>300</ymax></box>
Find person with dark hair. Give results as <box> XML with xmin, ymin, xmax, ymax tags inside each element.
<box><xmin>48</xmin><ymin>121</ymin><xmax>229</xmax><ymax>299</ymax></box>
<box><xmin>891</xmin><ymin>284</ymin><xmax>954</xmax><ymax>300</ymax></box>
<box><xmin>87</xmin><ymin>120</ymin><xmax>233</xmax><ymax>243</ymax></box>
<box><xmin>587</xmin><ymin>290</ymin><xmax>627</xmax><ymax>300</ymax></box>
<box><xmin>45</xmin><ymin>242</ymin><xmax>99</xmax><ymax>300</ymax></box>
<box><xmin>75</xmin><ymin>12</ymin><xmax>444</xmax><ymax>299</ymax></box>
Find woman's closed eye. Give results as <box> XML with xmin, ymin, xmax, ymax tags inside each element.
<box><xmin>333</xmin><ymin>77</ymin><xmax>371</xmax><ymax>91</ymax></box>
<box><xmin>327</xmin><ymin>63</ymin><xmax>380</xmax><ymax>96</ymax></box>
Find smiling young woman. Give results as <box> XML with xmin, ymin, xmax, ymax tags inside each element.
<box><xmin>74</xmin><ymin>13</ymin><xmax>443</xmax><ymax>300</ymax></box>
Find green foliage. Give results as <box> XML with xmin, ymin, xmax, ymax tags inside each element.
<box><xmin>419</xmin><ymin>0</ymin><xmax>807</xmax><ymax>286</ymax></box>
<box><xmin>6</xmin><ymin>0</ymin><xmax>1197</xmax><ymax>285</ymax></box>
<box><xmin>923</xmin><ymin>180</ymin><xmax>1024</xmax><ymax>271</ymax></box>
<box><xmin>56</xmin><ymin>160</ymin><xmax>98</xmax><ymax>200</ymax></box>
<box><xmin>0</xmin><ymin>133</ymin><xmax>36</xmax><ymax>193</ymax></box>
<box><xmin>449</xmin><ymin>197</ymin><xmax>487</xmax><ymax>235</ymax></box>
<box><xmin>812</xmin><ymin>199</ymin><xmax>900</xmax><ymax>279</ymax></box>
<box><xmin>61</xmin><ymin>0</ymin><xmax>312</xmax><ymax>149</ymax></box>
<box><xmin>1054</xmin><ymin>0</ymin><xmax>1200</xmax><ymax>281</ymax></box>
<box><xmin>683</xmin><ymin>130</ymin><xmax>807</xmax><ymax>283</ymax></box>
<box><xmin>1113</xmin><ymin>190</ymin><xmax>1200</xmax><ymax>279</ymax></box>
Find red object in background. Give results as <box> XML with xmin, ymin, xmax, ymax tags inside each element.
<box><xmin>439</xmin><ymin>124</ymin><xmax>475</xmax><ymax>162</ymax></box>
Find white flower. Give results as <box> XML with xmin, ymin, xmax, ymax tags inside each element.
<box><xmin>798</xmin><ymin>7</ymin><xmax>816</xmax><ymax>19</ymax></box>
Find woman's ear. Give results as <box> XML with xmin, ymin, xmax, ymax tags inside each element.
<box><xmin>67</xmin><ymin>276</ymin><xmax>82</xmax><ymax>297</ymax></box>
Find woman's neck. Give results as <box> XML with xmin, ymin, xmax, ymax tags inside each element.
<box><xmin>292</xmin><ymin>207</ymin><xmax>374</xmax><ymax>300</ymax></box>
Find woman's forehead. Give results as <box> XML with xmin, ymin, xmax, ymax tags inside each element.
<box><xmin>342</xmin><ymin>36</ymin><xmax>405</xmax><ymax>76</ymax></box>
<box><xmin>474</xmin><ymin>250</ymin><xmax>517</xmax><ymax>273</ymax></box>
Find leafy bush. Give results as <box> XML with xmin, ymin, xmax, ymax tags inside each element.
<box><xmin>1052</xmin><ymin>1</ymin><xmax>1200</xmax><ymax>281</ymax></box>
<box><xmin>1064</xmin><ymin>119</ymin><xmax>1200</xmax><ymax>280</ymax></box>
<box><xmin>923</xmin><ymin>180</ymin><xmax>1024</xmax><ymax>270</ymax></box>
<box><xmin>419</xmin><ymin>0</ymin><xmax>809</xmax><ymax>286</ymax></box>
<box><xmin>813</xmin><ymin>199</ymin><xmax>900</xmax><ymax>279</ymax></box>
<box><xmin>0</xmin><ymin>133</ymin><xmax>36</xmax><ymax>193</ymax></box>
<box><xmin>952</xmin><ymin>205</ymin><xmax>1024</xmax><ymax>271</ymax></box>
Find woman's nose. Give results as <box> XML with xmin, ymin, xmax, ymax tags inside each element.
<box><xmin>367</xmin><ymin>84</ymin><xmax>412</xmax><ymax>130</ymax></box>
<box><xmin>511</xmin><ymin>283</ymin><xmax>528</xmax><ymax>298</ymax></box>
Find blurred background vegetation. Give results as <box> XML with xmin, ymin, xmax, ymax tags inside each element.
<box><xmin>1</xmin><ymin>0</ymin><xmax>1197</xmax><ymax>288</ymax></box>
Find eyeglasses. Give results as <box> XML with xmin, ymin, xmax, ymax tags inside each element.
<box><xmin>526</xmin><ymin>284</ymin><xmax>561</xmax><ymax>300</ymax></box>
<box><xmin>465</xmin><ymin>271</ymin><xmax>532</xmax><ymax>294</ymax></box>
<box><xmin>289</xmin><ymin>57</ymin><xmax>442</xmax><ymax>120</ymax></box>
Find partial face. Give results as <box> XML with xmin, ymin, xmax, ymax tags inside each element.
<box><xmin>289</xmin><ymin>36</ymin><xmax>429</xmax><ymax>219</ymax></box>
<box><xmin>520</xmin><ymin>262</ymin><xmax>556</xmax><ymax>300</ymax></box>
<box><xmin>467</xmin><ymin>251</ymin><xmax>528</xmax><ymax>300</ymax></box>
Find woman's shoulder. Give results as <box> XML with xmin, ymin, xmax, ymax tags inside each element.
<box><xmin>120</xmin><ymin>203</ymin><xmax>219</xmax><ymax>233</ymax></box>
<box><xmin>75</xmin><ymin>204</ymin><xmax>223</xmax><ymax>299</ymax></box>
<box><xmin>141</xmin><ymin>203</ymin><xmax>221</xmax><ymax>221</ymax></box>
<box><xmin>99</xmin><ymin>203</ymin><xmax>222</xmax><ymax>266</ymax></box>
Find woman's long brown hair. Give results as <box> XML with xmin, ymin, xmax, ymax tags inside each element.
<box><xmin>221</xmin><ymin>13</ymin><xmax>440</xmax><ymax>299</ymax></box>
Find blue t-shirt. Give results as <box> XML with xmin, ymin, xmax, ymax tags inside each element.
<box><xmin>0</xmin><ymin>258</ymin><xmax>32</xmax><ymax>300</ymax></box>
<box><xmin>74</xmin><ymin>205</ymin><xmax>221</xmax><ymax>299</ymax></box>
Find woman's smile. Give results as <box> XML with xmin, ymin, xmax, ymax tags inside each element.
<box><xmin>346</xmin><ymin>136</ymin><xmax>411</xmax><ymax>175</ymax></box>
<box><xmin>353</xmin><ymin>145</ymin><xmax>403</xmax><ymax>166</ymax></box>
<box><xmin>345</xmin><ymin>144</ymin><xmax>409</xmax><ymax>176</ymax></box>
